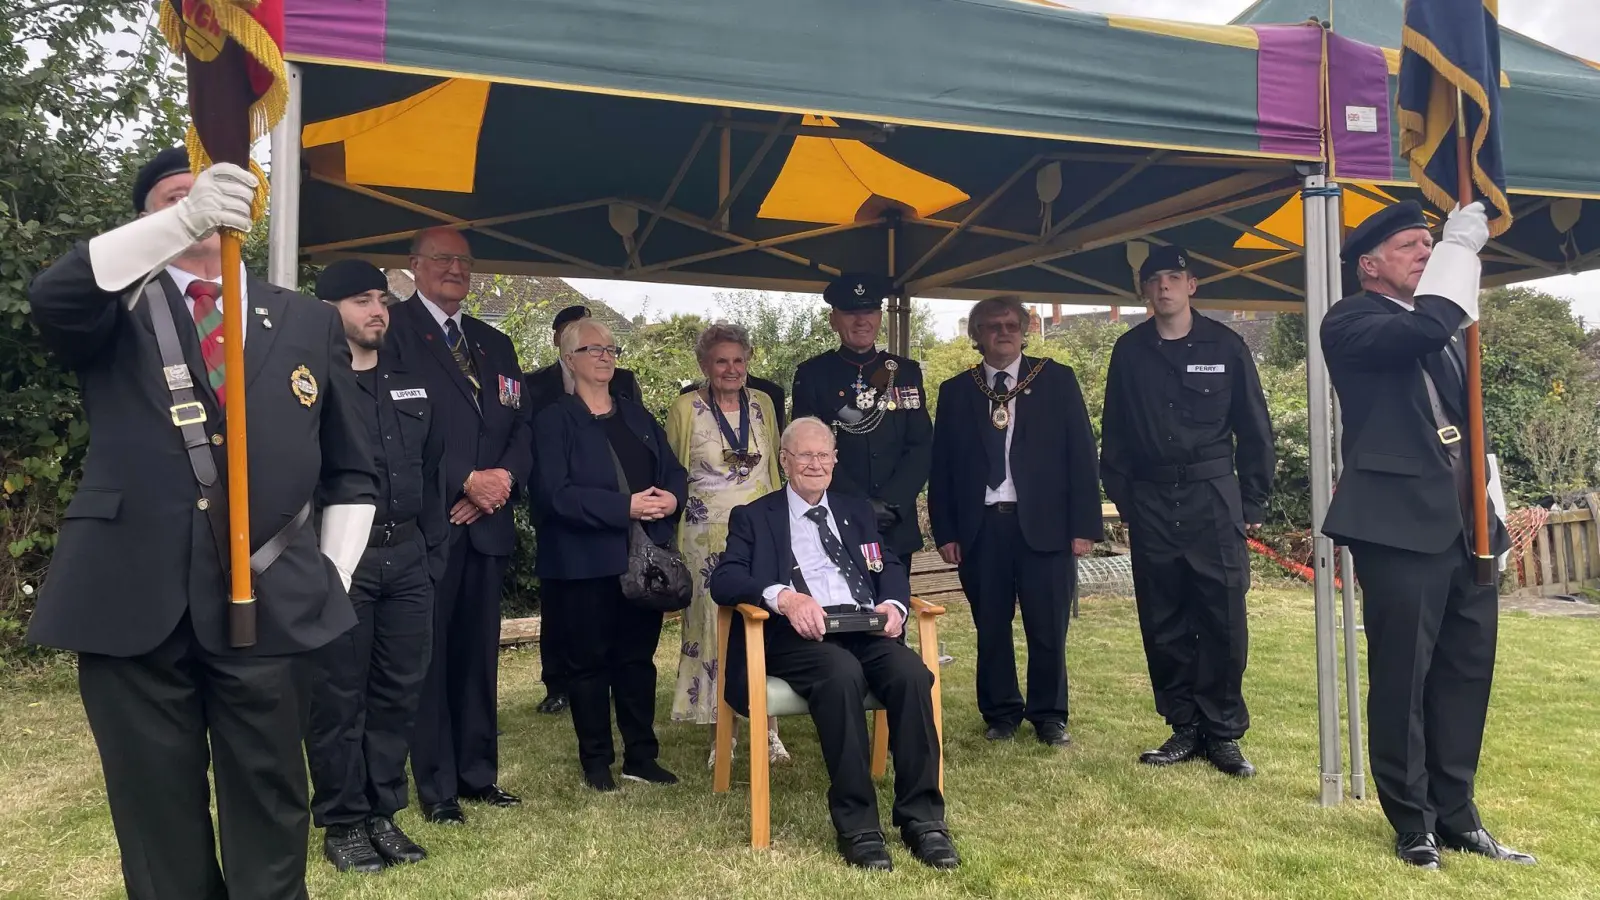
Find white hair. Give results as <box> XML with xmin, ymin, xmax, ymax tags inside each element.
<box><xmin>559</xmin><ymin>318</ymin><xmax>614</xmax><ymax>356</ymax></box>
<box><xmin>780</xmin><ymin>416</ymin><xmax>836</xmax><ymax>453</ymax></box>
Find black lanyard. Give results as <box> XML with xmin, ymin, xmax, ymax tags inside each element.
<box><xmin>707</xmin><ymin>388</ymin><xmax>751</xmax><ymax>456</ymax></box>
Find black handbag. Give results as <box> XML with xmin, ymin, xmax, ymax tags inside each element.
<box><xmin>607</xmin><ymin>436</ymin><xmax>692</xmax><ymax>612</ymax></box>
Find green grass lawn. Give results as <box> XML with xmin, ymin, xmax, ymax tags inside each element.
<box><xmin>1</xmin><ymin>584</ymin><xmax>1596</xmax><ymax>899</ymax></box>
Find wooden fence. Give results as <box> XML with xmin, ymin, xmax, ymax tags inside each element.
<box><xmin>1510</xmin><ymin>499</ymin><xmax>1600</xmax><ymax>598</ymax></box>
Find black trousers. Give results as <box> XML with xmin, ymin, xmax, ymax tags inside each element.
<box><xmin>306</xmin><ymin>536</ymin><xmax>433</xmax><ymax>827</ymax></box>
<box><xmin>543</xmin><ymin>576</ymin><xmax>663</xmax><ymax>771</ymax></box>
<box><xmin>78</xmin><ymin>616</ymin><xmax>314</xmax><ymax>900</ymax></box>
<box><xmin>1348</xmin><ymin>538</ymin><xmax>1497</xmax><ymax>836</ymax></box>
<box><xmin>539</xmin><ymin>580</ymin><xmax>570</xmax><ymax>695</ymax></box>
<box><xmin>766</xmin><ymin>625</ymin><xmax>944</xmax><ymax>838</ymax></box>
<box><xmin>1129</xmin><ymin>523</ymin><xmax>1251</xmax><ymax>740</ymax></box>
<box><xmin>412</xmin><ymin>532</ymin><xmax>510</xmax><ymax>805</ymax></box>
<box><xmin>956</xmin><ymin>505</ymin><xmax>1075</xmax><ymax>729</ymax></box>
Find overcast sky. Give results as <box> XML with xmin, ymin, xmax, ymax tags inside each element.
<box><xmin>569</xmin><ymin>0</ymin><xmax>1600</xmax><ymax>335</ymax></box>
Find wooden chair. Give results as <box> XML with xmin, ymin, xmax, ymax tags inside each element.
<box><xmin>711</xmin><ymin>599</ymin><xmax>947</xmax><ymax>849</ymax></box>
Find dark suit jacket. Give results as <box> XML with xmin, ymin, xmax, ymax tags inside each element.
<box><xmin>929</xmin><ymin>357</ymin><xmax>1104</xmax><ymax>554</ymax></box>
<box><xmin>27</xmin><ymin>245</ymin><xmax>378</xmax><ymax>657</ymax></box>
<box><xmin>525</xmin><ymin>361</ymin><xmax>639</xmax><ymax>418</ymax></box>
<box><xmin>679</xmin><ymin>374</ymin><xmax>787</xmax><ymax>433</ymax></box>
<box><xmin>385</xmin><ymin>294</ymin><xmax>532</xmax><ymax>557</ymax></box>
<box><xmin>1321</xmin><ymin>290</ymin><xmax>1510</xmax><ymax>556</ymax></box>
<box><xmin>532</xmin><ymin>393</ymin><xmax>688</xmax><ymax>581</ymax></box>
<box><xmin>708</xmin><ymin>488</ymin><xmax>909</xmax><ymax>711</ymax></box>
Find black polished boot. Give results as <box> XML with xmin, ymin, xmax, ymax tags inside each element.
<box><xmin>1139</xmin><ymin>724</ymin><xmax>1204</xmax><ymax>766</ymax></box>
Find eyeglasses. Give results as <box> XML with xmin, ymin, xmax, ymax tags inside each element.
<box><xmin>572</xmin><ymin>344</ymin><xmax>623</xmax><ymax>359</ymax></box>
<box><xmin>980</xmin><ymin>320</ymin><xmax>1023</xmax><ymax>335</ymax></box>
<box><xmin>783</xmin><ymin>450</ymin><xmax>837</xmax><ymax>467</ymax></box>
<box><xmin>420</xmin><ymin>253</ymin><xmax>475</xmax><ymax>269</ymax></box>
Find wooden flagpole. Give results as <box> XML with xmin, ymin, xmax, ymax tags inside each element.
<box><xmin>1455</xmin><ymin>89</ymin><xmax>1493</xmax><ymax>586</ymax></box>
<box><xmin>221</xmin><ymin>228</ymin><xmax>254</xmax><ymax>645</ymax></box>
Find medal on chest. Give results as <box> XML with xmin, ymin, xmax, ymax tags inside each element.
<box><xmin>990</xmin><ymin>404</ymin><xmax>1010</xmax><ymax>430</ymax></box>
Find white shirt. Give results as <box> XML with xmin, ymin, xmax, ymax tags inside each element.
<box><xmin>762</xmin><ymin>487</ymin><xmax>907</xmax><ymax>620</ymax></box>
<box><xmin>166</xmin><ymin>264</ymin><xmax>250</xmax><ymax>346</ymax></box>
<box><xmin>416</xmin><ymin>290</ymin><xmax>464</xmax><ymax>337</ymax></box>
<box><xmin>981</xmin><ymin>356</ymin><xmax>1021</xmax><ymax>504</ymax></box>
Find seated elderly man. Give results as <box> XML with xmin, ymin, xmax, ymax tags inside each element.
<box><xmin>709</xmin><ymin>416</ymin><xmax>958</xmax><ymax>872</ymax></box>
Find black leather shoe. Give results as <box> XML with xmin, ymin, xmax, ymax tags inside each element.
<box><xmin>621</xmin><ymin>760</ymin><xmax>680</xmax><ymax>785</ymax></box>
<box><xmin>536</xmin><ymin>692</ymin><xmax>569</xmax><ymax>714</ymax></box>
<box><xmin>837</xmin><ymin>832</ymin><xmax>893</xmax><ymax>871</ymax></box>
<box><xmin>1036</xmin><ymin>722</ymin><xmax>1072</xmax><ymax>748</ymax></box>
<box><xmin>584</xmin><ymin>767</ymin><xmax>619</xmax><ymax>792</ymax></box>
<box><xmin>1439</xmin><ymin>828</ymin><xmax>1537</xmax><ymax>865</ymax></box>
<box><xmin>1205</xmin><ymin>739</ymin><xmax>1257</xmax><ymax>777</ymax></box>
<box><xmin>421</xmin><ymin>799</ymin><xmax>466</xmax><ymax>825</ymax></box>
<box><xmin>1395</xmin><ymin>832</ymin><xmax>1442</xmax><ymax>869</ymax></box>
<box><xmin>1139</xmin><ymin>724</ymin><xmax>1204</xmax><ymax>766</ymax></box>
<box><xmin>460</xmin><ymin>784</ymin><xmax>521</xmax><ymax>807</ymax></box>
<box><xmin>368</xmin><ymin>816</ymin><xmax>427</xmax><ymax>865</ymax></box>
<box><xmin>323</xmin><ymin>823</ymin><xmax>385</xmax><ymax>873</ymax></box>
<box><xmin>984</xmin><ymin>722</ymin><xmax>1017</xmax><ymax>741</ymax></box>
<box><xmin>904</xmin><ymin>828</ymin><xmax>961</xmax><ymax>870</ymax></box>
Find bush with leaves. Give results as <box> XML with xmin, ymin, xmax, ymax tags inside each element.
<box><xmin>2</xmin><ymin>1</ymin><xmax>186</xmax><ymax>656</ymax></box>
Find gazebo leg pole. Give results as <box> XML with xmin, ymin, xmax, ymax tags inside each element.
<box><xmin>267</xmin><ymin>62</ymin><xmax>303</xmax><ymax>289</ymax></box>
<box><xmin>1324</xmin><ymin>183</ymin><xmax>1367</xmax><ymax>803</ymax></box>
<box><xmin>887</xmin><ymin>217</ymin><xmax>910</xmax><ymax>356</ymax></box>
<box><xmin>1301</xmin><ymin>167</ymin><xmax>1343</xmax><ymax>807</ymax></box>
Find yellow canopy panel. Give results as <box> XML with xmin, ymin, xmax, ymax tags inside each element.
<box><xmin>1234</xmin><ymin>184</ymin><xmax>1438</xmax><ymax>250</ymax></box>
<box><xmin>301</xmin><ymin>78</ymin><xmax>491</xmax><ymax>193</ymax></box>
<box><xmin>757</xmin><ymin>116</ymin><xmax>970</xmax><ymax>225</ymax></box>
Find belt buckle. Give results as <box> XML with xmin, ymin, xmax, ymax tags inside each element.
<box><xmin>1437</xmin><ymin>426</ymin><xmax>1461</xmax><ymax>445</ymax></box>
<box><xmin>170</xmin><ymin>401</ymin><xmax>207</xmax><ymax>427</ymax></box>
<box><xmin>1174</xmin><ymin>464</ymin><xmax>1187</xmax><ymax>483</ymax></box>
<box><xmin>382</xmin><ymin>522</ymin><xmax>396</xmax><ymax>545</ymax></box>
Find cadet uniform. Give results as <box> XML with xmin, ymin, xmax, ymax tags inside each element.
<box><xmin>26</xmin><ymin>149</ymin><xmax>377</xmax><ymax>900</ymax></box>
<box><xmin>1100</xmin><ymin>246</ymin><xmax>1274</xmax><ymax>770</ymax></box>
<box><xmin>790</xmin><ymin>274</ymin><xmax>932</xmax><ymax>558</ymax></box>
<box><xmin>305</xmin><ymin>261</ymin><xmax>449</xmax><ymax>872</ymax></box>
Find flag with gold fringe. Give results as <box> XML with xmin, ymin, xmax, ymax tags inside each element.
<box><xmin>1397</xmin><ymin>0</ymin><xmax>1512</xmax><ymax>236</ymax></box>
<box><xmin>159</xmin><ymin>0</ymin><xmax>286</xmax><ymax>220</ymax></box>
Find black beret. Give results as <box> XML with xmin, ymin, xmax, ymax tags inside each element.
<box><xmin>553</xmin><ymin>305</ymin><xmax>589</xmax><ymax>331</ymax></box>
<box><xmin>132</xmin><ymin>147</ymin><xmax>193</xmax><ymax>213</ymax></box>
<box><xmin>314</xmin><ymin>259</ymin><xmax>389</xmax><ymax>301</ymax></box>
<box><xmin>1139</xmin><ymin>244</ymin><xmax>1191</xmax><ymax>283</ymax></box>
<box><xmin>822</xmin><ymin>273</ymin><xmax>894</xmax><ymax>312</ymax></box>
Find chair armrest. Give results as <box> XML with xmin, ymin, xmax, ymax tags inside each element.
<box><xmin>735</xmin><ymin>602</ymin><xmax>770</xmax><ymax>622</ymax></box>
<box><xmin>910</xmin><ymin>596</ymin><xmax>945</xmax><ymax>617</ymax></box>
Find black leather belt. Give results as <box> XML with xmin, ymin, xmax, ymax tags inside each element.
<box><xmin>369</xmin><ymin>518</ymin><xmax>419</xmax><ymax>548</ymax></box>
<box><xmin>987</xmin><ymin>502</ymin><xmax>1017</xmax><ymax>514</ymax></box>
<box><xmin>1134</xmin><ymin>457</ymin><xmax>1235</xmax><ymax>484</ymax></box>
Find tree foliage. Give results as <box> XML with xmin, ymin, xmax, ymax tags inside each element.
<box><xmin>1</xmin><ymin>1</ymin><xmax>186</xmax><ymax>653</ymax></box>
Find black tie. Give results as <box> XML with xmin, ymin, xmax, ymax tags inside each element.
<box><xmin>803</xmin><ymin>506</ymin><xmax>875</xmax><ymax>609</ymax></box>
<box><xmin>443</xmin><ymin>318</ymin><xmax>480</xmax><ymax>393</ymax></box>
<box><xmin>985</xmin><ymin>370</ymin><xmax>1010</xmax><ymax>490</ymax></box>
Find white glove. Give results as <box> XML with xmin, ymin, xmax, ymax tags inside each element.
<box><xmin>1414</xmin><ymin>205</ymin><xmax>1485</xmax><ymax>323</ymax></box>
<box><xmin>1487</xmin><ymin>453</ymin><xmax>1510</xmax><ymax>569</ymax></box>
<box><xmin>87</xmin><ymin>163</ymin><xmax>258</xmax><ymax>292</ymax></box>
<box><xmin>319</xmin><ymin>503</ymin><xmax>376</xmax><ymax>593</ymax></box>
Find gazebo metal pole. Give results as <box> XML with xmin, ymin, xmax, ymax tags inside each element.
<box><xmin>267</xmin><ymin>62</ymin><xmax>303</xmax><ymax>289</ymax></box>
<box><xmin>887</xmin><ymin>218</ymin><xmax>909</xmax><ymax>357</ymax></box>
<box><xmin>1324</xmin><ymin>183</ymin><xmax>1367</xmax><ymax>802</ymax></box>
<box><xmin>1301</xmin><ymin>168</ymin><xmax>1343</xmax><ymax>806</ymax></box>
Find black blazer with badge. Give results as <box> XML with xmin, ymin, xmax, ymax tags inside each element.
<box><xmin>27</xmin><ymin>245</ymin><xmax>378</xmax><ymax>658</ymax></box>
<box><xmin>709</xmin><ymin>488</ymin><xmax>910</xmax><ymax>712</ymax></box>
<box><xmin>929</xmin><ymin>357</ymin><xmax>1104</xmax><ymax>554</ymax></box>
<box><xmin>1320</xmin><ymin>290</ymin><xmax>1510</xmax><ymax>556</ymax></box>
<box><xmin>385</xmin><ymin>295</ymin><xmax>533</xmax><ymax>557</ymax></box>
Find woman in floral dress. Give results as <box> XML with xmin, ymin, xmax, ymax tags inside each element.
<box><xmin>666</xmin><ymin>323</ymin><xmax>789</xmax><ymax>764</ymax></box>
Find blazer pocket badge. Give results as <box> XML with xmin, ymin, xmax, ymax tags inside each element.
<box><xmin>290</xmin><ymin>365</ymin><xmax>318</xmax><ymax>408</ymax></box>
<box><xmin>861</xmin><ymin>542</ymin><xmax>884</xmax><ymax>573</ymax></box>
<box><xmin>497</xmin><ymin>374</ymin><xmax>522</xmax><ymax>409</ymax></box>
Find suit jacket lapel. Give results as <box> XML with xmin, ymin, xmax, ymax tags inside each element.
<box><xmin>243</xmin><ymin>281</ymin><xmax>285</xmax><ymax>389</ymax></box>
<box><xmin>407</xmin><ymin>297</ymin><xmax>482</xmax><ymax>414</ymax></box>
<box><xmin>969</xmin><ymin>368</ymin><xmax>999</xmax><ymax>470</ymax></box>
<box><xmin>1012</xmin><ymin>355</ymin><xmax>1037</xmax><ymax>440</ymax></box>
<box><xmin>828</xmin><ymin>493</ymin><xmax>872</xmax><ymax>582</ymax></box>
<box><xmin>464</xmin><ymin>318</ymin><xmax>498</xmax><ymax>411</ymax></box>
<box><xmin>767</xmin><ymin>496</ymin><xmax>795</xmax><ymax>583</ymax></box>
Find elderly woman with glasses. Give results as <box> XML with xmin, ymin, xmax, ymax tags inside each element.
<box><xmin>533</xmin><ymin>318</ymin><xmax>688</xmax><ymax>792</ymax></box>
<box><xmin>665</xmin><ymin>323</ymin><xmax>789</xmax><ymax>765</ymax></box>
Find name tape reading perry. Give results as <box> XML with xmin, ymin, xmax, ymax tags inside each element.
<box><xmin>1186</xmin><ymin>364</ymin><xmax>1226</xmax><ymax>374</ymax></box>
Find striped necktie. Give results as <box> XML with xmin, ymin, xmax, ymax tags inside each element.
<box><xmin>443</xmin><ymin>318</ymin><xmax>480</xmax><ymax>392</ymax></box>
<box><xmin>804</xmin><ymin>506</ymin><xmax>875</xmax><ymax>609</ymax></box>
<box><xmin>186</xmin><ymin>280</ymin><xmax>227</xmax><ymax>405</ymax></box>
